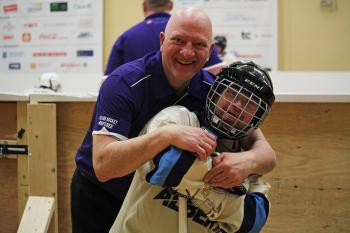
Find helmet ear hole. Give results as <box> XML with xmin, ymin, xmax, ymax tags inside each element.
<box><xmin>205</xmin><ymin>60</ymin><xmax>275</xmax><ymax>139</ymax></box>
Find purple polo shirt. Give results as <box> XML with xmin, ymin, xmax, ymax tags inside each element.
<box><xmin>104</xmin><ymin>12</ymin><xmax>223</xmax><ymax>75</ymax></box>
<box><xmin>76</xmin><ymin>51</ymin><xmax>215</xmax><ymax>200</ymax></box>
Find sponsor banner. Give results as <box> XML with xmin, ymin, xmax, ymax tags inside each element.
<box><xmin>0</xmin><ymin>0</ymin><xmax>102</xmax><ymax>73</ymax></box>
<box><xmin>174</xmin><ymin>0</ymin><xmax>278</xmax><ymax>70</ymax></box>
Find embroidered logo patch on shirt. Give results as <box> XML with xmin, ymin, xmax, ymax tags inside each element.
<box><xmin>97</xmin><ymin>116</ymin><xmax>118</xmax><ymax>129</ymax></box>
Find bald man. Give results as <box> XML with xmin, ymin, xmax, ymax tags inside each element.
<box><xmin>104</xmin><ymin>0</ymin><xmax>223</xmax><ymax>75</ymax></box>
<box><xmin>71</xmin><ymin>7</ymin><xmax>275</xmax><ymax>233</ymax></box>
<box><xmin>72</xmin><ymin>7</ymin><xmax>216</xmax><ymax>233</ymax></box>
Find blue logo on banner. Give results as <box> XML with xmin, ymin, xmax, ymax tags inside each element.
<box><xmin>77</xmin><ymin>50</ymin><xmax>93</xmax><ymax>57</ymax></box>
<box><xmin>77</xmin><ymin>32</ymin><xmax>92</xmax><ymax>39</ymax></box>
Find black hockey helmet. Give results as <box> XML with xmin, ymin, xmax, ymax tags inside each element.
<box><xmin>205</xmin><ymin>60</ymin><xmax>275</xmax><ymax>139</ymax></box>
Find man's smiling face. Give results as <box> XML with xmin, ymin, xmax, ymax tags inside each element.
<box><xmin>160</xmin><ymin>8</ymin><xmax>213</xmax><ymax>91</ymax></box>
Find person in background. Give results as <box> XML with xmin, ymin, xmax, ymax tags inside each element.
<box><xmin>71</xmin><ymin>7</ymin><xmax>275</xmax><ymax>233</ymax></box>
<box><xmin>214</xmin><ymin>35</ymin><xmax>236</xmax><ymax>66</ymax></box>
<box><xmin>104</xmin><ymin>0</ymin><xmax>224</xmax><ymax>75</ymax></box>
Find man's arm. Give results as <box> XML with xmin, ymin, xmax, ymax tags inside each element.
<box><xmin>92</xmin><ymin>124</ymin><xmax>217</xmax><ymax>182</ymax></box>
<box><xmin>203</xmin><ymin>128</ymin><xmax>276</xmax><ymax>188</ymax></box>
<box><xmin>239</xmin><ymin>128</ymin><xmax>276</xmax><ymax>174</ymax></box>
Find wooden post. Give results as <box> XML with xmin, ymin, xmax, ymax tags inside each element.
<box><xmin>17</xmin><ymin>102</ymin><xmax>29</xmax><ymax>220</ymax></box>
<box><xmin>27</xmin><ymin>103</ymin><xmax>58</xmax><ymax>233</ymax></box>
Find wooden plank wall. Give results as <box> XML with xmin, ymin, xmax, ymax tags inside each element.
<box><xmin>1</xmin><ymin>102</ymin><xmax>349</xmax><ymax>233</ymax></box>
<box><xmin>56</xmin><ymin>102</ymin><xmax>95</xmax><ymax>233</ymax></box>
<box><xmin>262</xmin><ymin>103</ymin><xmax>350</xmax><ymax>233</ymax></box>
<box><xmin>0</xmin><ymin>102</ymin><xmax>19</xmax><ymax>233</ymax></box>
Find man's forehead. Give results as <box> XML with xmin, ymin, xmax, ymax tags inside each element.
<box><xmin>170</xmin><ymin>29</ymin><xmax>210</xmax><ymax>42</ymax></box>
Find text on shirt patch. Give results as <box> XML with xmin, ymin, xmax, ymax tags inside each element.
<box><xmin>98</xmin><ymin>116</ymin><xmax>118</xmax><ymax>129</ymax></box>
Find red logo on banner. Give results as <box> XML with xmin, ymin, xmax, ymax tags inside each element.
<box><xmin>3</xmin><ymin>35</ymin><xmax>14</xmax><ymax>40</ymax></box>
<box><xmin>24</xmin><ymin>22</ymin><xmax>38</xmax><ymax>28</ymax></box>
<box><xmin>33</xmin><ymin>52</ymin><xmax>67</xmax><ymax>57</ymax></box>
<box><xmin>3</xmin><ymin>4</ymin><xmax>18</xmax><ymax>13</ymax></box>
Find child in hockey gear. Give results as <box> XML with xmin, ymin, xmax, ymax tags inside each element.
<box><xmin>145</xmin><ymin>60</ymin><xmax>274</xmax><ymax>222</ymax></box>
<box><xmin>110</xmin><ymin>61</ymin><xmax>275</xmax><ymax>233</ymax></box>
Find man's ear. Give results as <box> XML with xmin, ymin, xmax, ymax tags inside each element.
<box><xmin>160</xmin><ymin>32</ymin><xmax>165</xmax><ymax>51</ymax></box>
<box><xmin>167</xmin><ymin>1</ymin><xmax>174</xmax><ymax>11</ymax></box>
<box><xmin>142</xmin><ymin>1</ymin><xmax>147</xmax><ymax>16</ymax></box>
<box><xmin>207</xmin><ymin>43</ymin><xmax>214</xmax><ymax>61</ymax></box>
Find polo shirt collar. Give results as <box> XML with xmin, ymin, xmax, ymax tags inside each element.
<box><xmin>148</xmin><ymin>51</ymin><xmax>204</xmax><ymax>100</ymax></box>
<box><xmin>144</xmin><ymin>12</ymin><xmax>171</xmax><ymax>21</ymax></box>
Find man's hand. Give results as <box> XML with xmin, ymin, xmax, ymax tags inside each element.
<box><xmin>165</xmin><ymin>124</ymin><xmax>217</xmax><ymax>160</ymax></box>
<box><xmin>203</xmin><ymin>152</ymin><xmax>251</xmax><ymax>188</ymax></box>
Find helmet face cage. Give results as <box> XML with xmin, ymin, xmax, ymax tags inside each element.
<box><xmin>205</xmin><ymin>62</ymin><xmax>274</xmax><ymax>139</ymax></box>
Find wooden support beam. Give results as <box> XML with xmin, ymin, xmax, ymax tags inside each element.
<box><xmin>27</xmin><ymin>104</ymin><xmax>58</xmax><ymax>233</ymax></box>
<box><xmin>17</xmin><ymin>102</ymin><xmax>29</xmax><ymax>220</ymax></box>
<box><xmin>17</xmin><ymin>196</ymin><xmax>55</xmax><ymax>233</ymax></box>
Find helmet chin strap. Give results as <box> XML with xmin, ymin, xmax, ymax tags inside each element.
<box><xmin>39</xmin><ymin>80</ymin><xmax>56</xmax><ymax>91</ymax></box>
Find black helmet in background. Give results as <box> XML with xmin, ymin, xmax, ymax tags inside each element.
<box><xmin>214</xmin><ymin>35</ymin><xmax>227</xmax><ymax>51</ymax></box>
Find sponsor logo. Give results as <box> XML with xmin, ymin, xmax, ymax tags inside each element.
<box><xmin>33</xmin><ymin>52</ymin><xmax>67</xmax><ymax>57</ymax></box>
<box><xmin>24</xmin><ymin>22</ymin><xmax>38</xmax><ymax>29</ymax></box>
<box><xmin>77</xmin><ymin>32</ymin><xmax>92</xmax><ymax>39</ymax></box>
<box><xmin>22</xmin><ymin>33</ymin><xmax>32</xmax><ymax>42</ymax></box>
<box><xmin>39</xmin><ymin>33</ymin><xmax>57</xmax><ymax>40</ymax></box>
<box><xmin>241</xmin><ymin>31</ymin><xmax>252</xmax><ymax>40</ymax></box>
<box><xmin>9</xmin><ymin>63</ymin><xmax>21</xmax><ymax>70</ymax></box>
<box><xmin>27</xmin><ymin>2</ymin><xmax>43</xmax><ymax>13</ymax></box>
<box><xmin>50</xmin><ymin>2</ymin><xmax>68</xmax><ymax>12</ymax></box>
<box><xmin>43</xmin><ymin>22</ymin><xmax>73</xmax><ymax>27</ymax></box>
<box><xmin>260</xmin><ymin>33</ymin><xmax>272</xmax><ymax>38</ymax></box>
<box><xmin>30</xmin><ymin>62</ymin><xmax>51</xmax><ymax>70</ymax></box>
<box><xmin>2</xmin><ymin>21</ymin><xmax>15</xmax><ymax>32</ymax></box>
<box><xmin>3</xmin><ymin>35</ymin><xmax>14</xmax><ymax>40</ymax></box>
<box><xmin>0</xmin><ymin>45</ymin><xmax>19</xmax><ymax>49</ymax></box>
<box><xmin>8</xmin><ymin>51</ymin><xmax>24</xmax><ymax>58</ymax></box>
<box><xmin>73</xmin><ymin>3</ymin><xmax>92</xmax><ymax>9</ymax></box>
<box><xmin>3</xmin><ymin>4</ymin><xmax>18</xmax><ymax>13</ymax></box>
<box><xmin>78</xmin><ymin>19</ymin><xmax>93</xmax><ymax>28</ymax></box>
<box><xmin>60</xmin><ymin>63</ymin><xmax>83</xmax><ymax>68</ymax></box>
<box><xmin>76</xmin><ymin>50</ymin><xmax>93</xmax><ymax>57</ymax></box>
<box><xmin>244</xmin><ymin>78</ymin><xmax>264</xmax><ymax>90</ymax></box>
